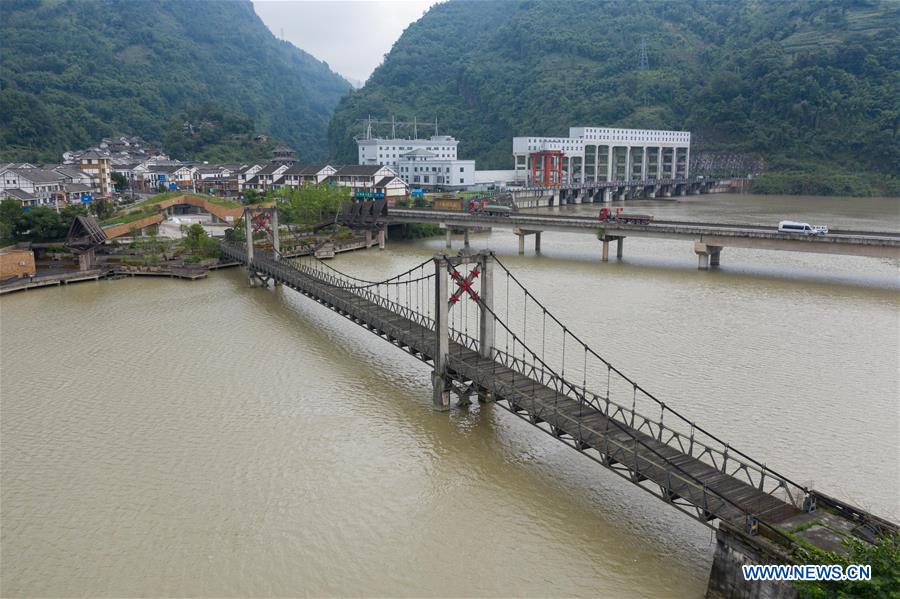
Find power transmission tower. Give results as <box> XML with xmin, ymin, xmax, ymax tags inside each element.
<box><xmin>639</xmin><ymin>37</ymin><xmax>650</xmax><ymax>107</ymax></box>
<box><xmin>639</xmin><ymin>37</ymin><xmax>649</xmax><ymax>71</ymax></box>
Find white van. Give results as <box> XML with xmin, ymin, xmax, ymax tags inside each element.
<box><xmin>777</xmin><ymin>220</ymin><xmax>827</xmax><ymax>235</ymax></box>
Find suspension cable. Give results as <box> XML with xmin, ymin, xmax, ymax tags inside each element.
<box><xmin>490</xmin><ymin>254</ymin><xmax>806</xmax><ymax>493</ymax></box>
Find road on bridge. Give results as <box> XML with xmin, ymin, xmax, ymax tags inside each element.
<box><xmin>385</xmin><ymin>208</ymin><xmax>900</xmax><ymax>266</ymax></box>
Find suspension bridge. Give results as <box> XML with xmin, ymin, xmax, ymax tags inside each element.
<box><xmin>224</xmin><ymin>208</ymin><xmax>896</xmax><ymax>598</ymax></box>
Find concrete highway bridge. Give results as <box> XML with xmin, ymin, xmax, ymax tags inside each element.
<box><xmin>224</xmin><ymin>207</ymin><xmax>896</xmax><ymax>598</ymax></box>
<box><xmin>385</xmin><ymin>209</ymin><xmax>900</xmax><ymax>269</ymax></box>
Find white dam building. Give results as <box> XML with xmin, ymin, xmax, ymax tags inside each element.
<box><xmin>513</xmin><ymin>127</ymin><xmax>691</xmax><ymax>186</ymax></box>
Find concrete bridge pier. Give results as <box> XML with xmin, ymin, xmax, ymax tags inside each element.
<box><xmin>514</xmin><ymin>228</ymin><xmax>541</xmax><ymax>255</ymax></box>
<box><xmin>243</xmin><ymin>214</ymin><xmax>267</xmax><ymax>287</ymax></box>
<box><xmin>244</xmin><ymin>211</ymin><xmax>254</xmax><ymax>264</ymax></box>
<box><xmin>463</xmin><ymin>228</ymin><xmax>470</xmax><ymax>248</ymax></box>
<box><xmin>706</xmin><ymin>525</ymin><xmax>796</xmax><ymax>599</ymax></box>
<box><xmin>694</xmin><ymin>242</ymin><xmax>723</xmax><ymax>270</ymax></box>
<box><xmin>432</xmin><ymin>257</ymin><xmax>451</xmax><ymax>411</ymax></box>
<box><xmin>478</xmin><ymin>251</ymin><xmax>495</xmax><ymax>359</ymax></box>
<box><xmin>601</xmin><ymin>236</ymin><xmax>624</xmax><ymax>262</ymax></box>
<box><xmin>77</xmin><ymin>249</ymin><xmax>97</xmax><ymax>271</ymax></box>
<box><xmin>445</xmin><ymin>228</ymin><xmax>452</xmax><ymax>249</ymax></box>
<box><xmin>377</xmin><ymin>229</ymin><xmax>386</xmax><ymax>250</ymax></box>
<box><xmin>271</xmin><ymin>208</ymin><xmax>280</xmax><ymax>261</ymax></box>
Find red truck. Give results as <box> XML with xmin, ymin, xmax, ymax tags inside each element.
<box><xmin>598</xmin><ymin>207</ymin><xmax>653</xmax><ymax>225</ymax></box>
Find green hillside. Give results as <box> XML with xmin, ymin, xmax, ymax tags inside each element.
<box><xmin>328</xmin><ymin>0</ymin><xmax>899</xmax><ymax>195</ymax></box>
<box><xmin>0</xmin><ymin>0</ymin><xmax>351</xmax><ymax>163</ymax></box>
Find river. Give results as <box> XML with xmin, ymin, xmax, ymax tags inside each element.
<box><xmin>2</xmin><ymin>194</ymin><xmax>898</xmax><ymax>597</ymax></box>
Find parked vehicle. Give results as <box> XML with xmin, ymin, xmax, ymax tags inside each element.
<box><xmin>777</xmin><ymin>220</ymin><xmax>828</xmax><ymax>235</ymax></box>
<box><xmin>598</xmin><ymin>207</ymin><xmax>653</xmax><ymax>225</ymax></box>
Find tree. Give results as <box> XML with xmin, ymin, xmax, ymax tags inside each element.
<box><xmin>796</xmin><ymin>534</ymin><xmax>899</xmax><ymax>598</ymax></box>
<box><xmin>20</xmin><ymin>206</ymin><xmax>66</xmax><ymax>241</ymax></box>
<box><xmin>90</xmin><ymin>198</ymin><xmax>115</xmax><ymax>221</ymax></box>
<box><xmin>180</xmin><ymin>223</ymin><xmax>220</xmax><ymax>258</ymax></box>
<box><xmin>0</xmin><ymin>199</ymin><xmax>24</xmax><ymax>240</ymax></box>
<box><xmin>60</xmin><ymin>204</ymin><xmax>88</xmax><ymax>221</ymax></box>
<box><xmin>275</xmin><ymin>183</ymin><xmax>348</xmax><ymax>226</ymax></box>
<box><xmin>110</xmin><ymin>171</ymin><xmax>128</xmax><ymax>192</ymax></box>
<box><xmin>241</xmin><ymin>188</ymin><xmax>260</xmax><ymax>205</ymax></box>
<box><xmin>182</xmin><ymin>223</ymin><xmax>207</xmax><ymax>251</ymax></box>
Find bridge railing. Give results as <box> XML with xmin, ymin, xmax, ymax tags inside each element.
<box><xmin>224</xmin><ymin>240</ymin><xmax>439</xmax><ymax>350</ymax></box>
<box><xmin>488</xmin><ymin>346</ymin><xmax>798</xmax><ymax>507</ymax></box>
<box><xmin>443</xmin><ymin>261</ymin><xmax>804</xmax><ymax>538</ymax></box>
<box><xmin>482</xmin><ymin>254</ymin><xmax>809</xmax><ymax>511</ymax></box>
<box><xmin>288</xmin><ymin>258</ymin><xmax>437</xmax><ymax>334</ymax></box>
<box><xmin>456</xmin><ymin>349</ymin><xmax>741</xmax><ymax>518</ymax></box>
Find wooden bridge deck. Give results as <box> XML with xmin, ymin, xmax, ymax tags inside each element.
<box><xmin>228</xmin><ymin>244</ymin><xmax>802</xmax><ymax>532</ymax></box>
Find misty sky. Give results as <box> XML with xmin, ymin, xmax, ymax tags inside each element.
<box><xmin>252</xmin><ymin>0</ymin><xmax>439</xmax><ymax>85</ymax></box>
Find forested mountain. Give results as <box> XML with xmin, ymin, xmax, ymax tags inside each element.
<box><xmin>1</xmin><ymin>0</ymin><xmax>351</xmax><ymax>163</ymax></box>
<box><xmin>328</xmin><ymin>0</ymin><xmax>899</xmax><ymax>195</ymax></box>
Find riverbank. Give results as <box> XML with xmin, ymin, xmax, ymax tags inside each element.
<box><xmin>0</xmin><ymin>264</ymin><xmax>219</xmax><ymax>295</ymax></box>
<box><xmin>747</xmin><ymin>165</ymin><xmax>899</xmax><ymax>198</ymax></box>
<box><xmin>0</xmin><ymin>234</ymin><xmax>384</xmax><ymax>296</ymax></box>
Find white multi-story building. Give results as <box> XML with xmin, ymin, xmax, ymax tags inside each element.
<box><xmin>395</xmin><ymin>149</ymin><xmax>474</xmax><ymax>190</ymax></box>
<box><xmin>513</xmin><ymin>127</ymin><xmax>691</xmax><ymax>186</ymax></box>
<box><xmin>357</xmin><ymin>134</ymin><xmax>477</xmax><ymax>190</ymax></box>
<box><xmin>358</xmin><ymin>135</ymin><xmax>458</xmax><ymax>169</ymax></box>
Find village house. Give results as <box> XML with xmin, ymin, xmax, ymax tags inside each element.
<box><xmin>0</xmin><ymin>164</ymin><xmax>100</xmax><ymax>209</ymax></box>
<box><xmin>0</xmin><ymin>167</ymin><xmax>68</xmax><ymax>208</ymax></box>
<box><xmin>324</xmin><ymin>165</ymin><xmax>408</xmax><ymax>200</ymax></box>
<box><xmin>237</xmin><ymin>164</ymin><xmax>263</xmax><ymax>190</ymax></box>
<box><xmin>280</xmin><ymin>164</ymin><xmax>336</xmax><ymax>187</ymax></box>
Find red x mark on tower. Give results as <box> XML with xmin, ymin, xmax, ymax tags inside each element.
<box><xmin>449</xmin><ymin>265</ymin><xmax>480</xmax><ymax>305</ymax></box>
<box><xmin>252</xmin><ymin>212</ymin><xmax>271</xmax><ymax>234</ymax></box>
